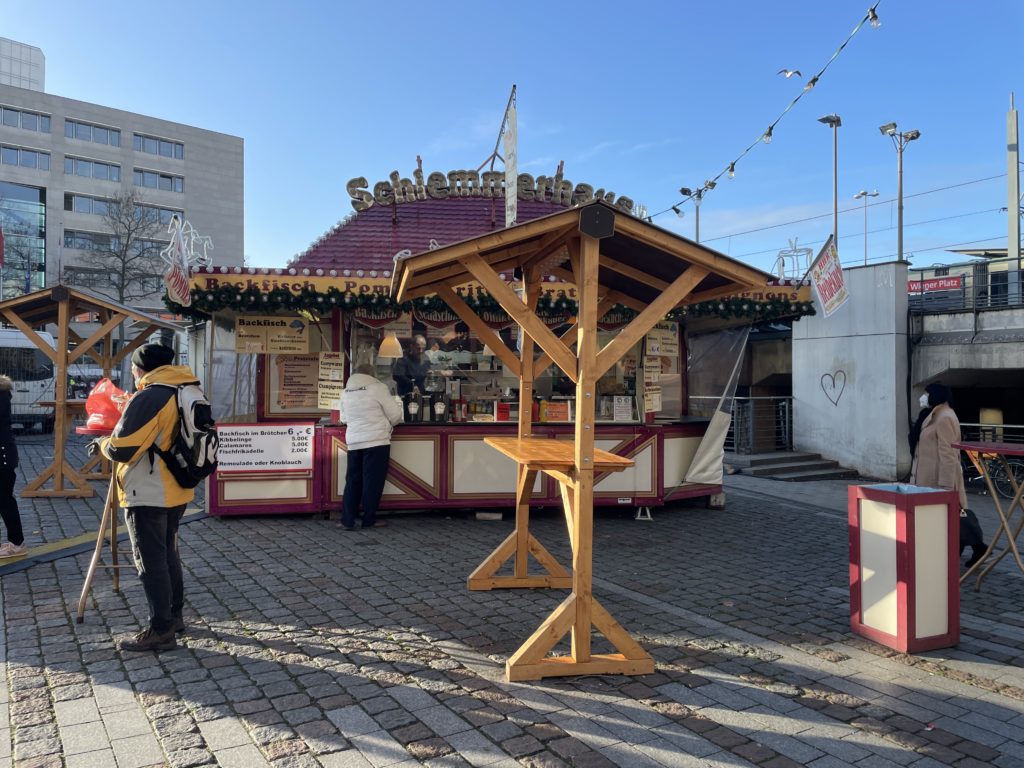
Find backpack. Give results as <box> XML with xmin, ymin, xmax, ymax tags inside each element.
<box><xmin>151</xmin><ymin>382</ymin><xmax>219</xmax><ymax>488</ymax></box>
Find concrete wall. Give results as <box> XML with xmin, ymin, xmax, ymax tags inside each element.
<box><xmin>792</xmin><ymin>262</ymin><xmax>910</xmax><ymax>480</ymax></box>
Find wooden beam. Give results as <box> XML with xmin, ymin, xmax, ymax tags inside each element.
<box><xmin>112</xmin><ymin>325</ymin><xmax>162</xmax><ymax>366</ymax></box>
<box><xmin>0</xmin><ymin>309</ymin><xmax>58</xmax><ymax>364</ymax></box>
<box><xmin>463</xmin><ymin>253</ymin><xmax>578</xmax><ymax>382</ymax></box>
<box><xmin>613</xmin><ymin>214</ymin><xmax>769</xmax><ymax>288</ymax></box>
<box><xmin>594</xmin><ymin>265</ymin><xmax>710</xmax><ymax>379</ymax></box>
<box><xmin>434</xmin><ymin>285</ymin><xmax>521</xmax><ymax>377</ymax></box>
<box><xmin>602</xmin><ymin>257</ymin><xmax>671</xmax><ymax>292</ymax></box>
<box><xmin>68</xmin><ymin>313</ymin><xmax>127</xmax><ymax>365</ymax></box>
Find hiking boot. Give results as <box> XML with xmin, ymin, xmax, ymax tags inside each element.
<box><xmin>119</xmin><ymin>627</ymin><xmax>177</xmax><ymax>652</ymax></box>
<box><xmin>172</xmin><ymin>614</ymin><xmax>186</xmax><ymax>635</ymax></box>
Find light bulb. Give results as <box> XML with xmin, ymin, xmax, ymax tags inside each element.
<box><xmin>762</xmin><ymin>126</ymin><xmax>773</xmax><ymax>144</ymax></box>
<box><xmin>868</xmin><ymin>8</ymin><xmax>881</xmax><ymax>28</ymax></box>
<box><xmin>728</xmin><ymin>163</ymin><xmax>735</xmax><ymax>179</ymax></box>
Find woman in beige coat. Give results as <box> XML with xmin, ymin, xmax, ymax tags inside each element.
<box><xmin>911</xmin><ymin>383</ymin><xmax>985</xmax><ymax>566</ymax></box>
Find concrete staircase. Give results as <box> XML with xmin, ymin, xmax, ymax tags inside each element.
<box><xmin>725</xmin><ymin>451</ymin><xmax>858</xmax><ymax>481</ymax></box>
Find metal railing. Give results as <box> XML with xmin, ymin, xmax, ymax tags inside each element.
<box><xmin>958</xmin><ymin>422</ymin><xmax>1024</xmax><ymax>444</ymax></box>
<box><xmin>689</xmin><ymin>396</ymin><xmax>793</xmax><ymax>454</ymax></box>
<box><xmin>908</xmin><ymin>256</ymin><xmax>1024</xmax><ymax>313</ymax></box>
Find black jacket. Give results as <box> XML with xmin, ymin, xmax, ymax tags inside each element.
<box><xmin>0</xmin><ymin>376</ymin><xmax>18</xmax><ymax>470</ymax></box>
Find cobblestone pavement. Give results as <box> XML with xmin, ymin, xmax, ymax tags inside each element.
<box><xmin>2</xmin><ymin>436</ymin><xmax>1023</xmax><ymax>767</ymax></box>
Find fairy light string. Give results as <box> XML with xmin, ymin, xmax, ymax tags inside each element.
<box><xmin>655</xmin><ymin>1</ymin><xmax>883</xmax><ymax>221</ymax></box>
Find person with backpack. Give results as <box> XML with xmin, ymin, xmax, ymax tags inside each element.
<box><xmin>88</xmin><ymin>343</ymin><xmax>207</xmax><ymax>652</ymax></box>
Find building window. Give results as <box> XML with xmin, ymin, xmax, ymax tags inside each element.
<box><xmin>64</xmin><ymin>229</ymin><xmax>116</xmax><ymax>252</ymax></box>
<box><xmin>135</xmin><ymin>203</ymin><xmax>183</xmax><ymax>225</ymax></box>
<box><xmin>934</xmin><ymin>267</ymin><xmax>949</xmax><ymax>277</ymax></box>
<box><xmin>133</xmin><ymin>168</ymin><xmax>184</xmax><ymax>193</ymax></box>
<box><xmin>63</xmin><ymin>266</ymin><xmax>109</xmax><ymax>289</ymax></box>
<box><xmin>132</xmin><ymin>133</ymin><xmax>184</xmax><ymax>160</ymax></box>
<box><xmin>64</xmin><ymin>119</ymin><xmax>121</xmax><ymax>147</ymax></box>
<box><xmin>63</xmin><ymin>193</ymin><xmax>110</xmax><ymax>217</ymax></box>
<box><xmin>63</xmin><ymin>156</ymin><xmax>120</xmax><ymax>182</ymax></box>
<box><xmin>0</xmin><ymin>144</ymin><xmax>50</xmax><ymax>171</ymax></box>
<box><xmin>0</xmin><ymin>106</ymin><xmax>51</xmax><ymax>133</ymax></box>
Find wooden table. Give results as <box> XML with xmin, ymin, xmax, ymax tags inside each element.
<box><xmin>472</xmin><ymin>437</ymin><xmax>653</xmax><ymax>681</ymax></box>
<box><xmin>954</xmin><ymin>441</ymin><xmax>1024</xmax><ymax>590</ymax></box>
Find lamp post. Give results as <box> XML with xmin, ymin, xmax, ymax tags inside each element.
<box><xmin>679</xmin><ymin>183</ymin><xmax>714</xmax><ymax>243</ymax></box>
<box><xmin>818</xmin><ymin>114</ymin><xmax>842</xmax><ymax>249</ymax></box>
<box><xmin>879</xmin><ymin>122</ymin><xmax>921</xmax><ymax>262</ymax></box>
<box><xmin>853</xmin><ymin>189</ymin><xmax>879</xmax><ymax>265</ymax></box>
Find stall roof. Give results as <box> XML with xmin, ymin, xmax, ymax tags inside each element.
<box><xmin>289</xmin><ymin>197</ymin><xmax>572</xmax><ymax>273</ymax></box>
<box><xmin>393</xmin><ymin>199</ymin><xmax>774</xmax><ymax>310</ymax></box>
<box><xmin>0</xmin><ymin>285</ymin><xmax>181</xmax><ymax>331</ymax></box>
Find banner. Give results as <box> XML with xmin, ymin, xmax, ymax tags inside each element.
<box><xmin>808</xmin><ymin>236</ymin><xmax>848</xmax><ymax>317</ymax></box>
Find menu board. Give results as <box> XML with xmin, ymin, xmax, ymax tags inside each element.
<box><xmin>643</xmin><ymin>386</ymin><xmax>662</xmax><ymax>413</ymax></box>
<box><xmin>318</xmin><ymin>352</ymin><xmax>344</xmax><ymax>381</ymax></box>
<box><xmin>217</xmin><ymin>424</ymin><xmax>315</xmax><ymax>472</ymax></box>
<box><xmin>235</xmin><ymin>316</ymin><xmax>309</xmax><ymax>354</ymax></box>
<box><xmin>613</xmin><ymin>396</ymin><xmax>634</xmax><ymax>422</ymax></box>
<box><xmin>318</xmin><ymin>380</ymin><xmax>344</xmax><ymax>410</ymax></box>
<box><xmin>274</xmin><ymin>355</ymin><xmax>319</xmax><ymax>409</ymax></box>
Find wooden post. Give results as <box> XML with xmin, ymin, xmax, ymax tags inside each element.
<box><xmin>571</xmin><ymin>234</ymin><xmax>599</xmax><ymax>662</ymax></box>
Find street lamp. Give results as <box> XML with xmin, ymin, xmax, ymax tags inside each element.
<box><xmin>818</xmin><ymin>114</ymin><xmax>842</xmax><ymax>249</ymax></box>
<box><xmin>853</xmin><ymin>190</ymin><xmax>879</xmax><ymax>266</ymax></box>
<box><xmin>678</xmin><ymin>184</ymin><xmax>713</xmax><ymax>243</ymax></box>
<box><xmin>879</xmin><ymin>122</ymin><xmax>922</xmax><ymax>262</ymax></box>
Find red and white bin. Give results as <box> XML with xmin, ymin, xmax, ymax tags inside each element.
<box><xmin>848</xmin><ymin>483</ymin><xmax>960</xmax><ymax>653</ymax></box>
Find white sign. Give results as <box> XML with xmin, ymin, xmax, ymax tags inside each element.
<box><xmin>216</xmin><ymin>424</ymin><xmax>315</xmax><ymax>472</ymax></box>
<box><xmin>809</xmin><ymin>236</ymin><xmax>848</xmax><ymax>317</ymax></box>
<box><xmin>503</xmin><ymin>100</ymin><xmax>517</xmax><ymax>227</ymax></box>
<box><xmin>160</xmin><ymin>216</ymin><xmax>213</xmax><ymax>308</ymax></box>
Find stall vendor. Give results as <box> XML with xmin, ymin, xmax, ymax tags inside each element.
<box><xmin>392</xmin><ymin>335</ymin><xmax>432</xmax><ymax>396</ymax></box>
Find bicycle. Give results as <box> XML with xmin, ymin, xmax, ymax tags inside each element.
<box><xmin>961</xmin><ymin>450</ymin><xmax>1024</xmax><ymax>500</ymax></box>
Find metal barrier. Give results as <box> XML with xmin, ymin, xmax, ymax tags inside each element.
<box><xmin>689</xmin><ymin>396</ymin><xmax>793</xmax><ymax>454</ymax></box>
<box><xmin>958</xmin><ymin>422</ymin><xmax>1024</xmax><ymax>444</ymax></box>
<box><xmin>908</xmin><ymin>256</ymin><xmax>1024</xmax><ymax>313</ymax></box>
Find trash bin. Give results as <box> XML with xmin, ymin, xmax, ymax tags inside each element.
<box><xmin>848</xmin><ymin>483</ymin><xmax>960</xmax><ymax>653</ymax></box>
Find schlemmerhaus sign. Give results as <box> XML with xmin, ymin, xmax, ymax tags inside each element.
<box><xmin>347</xmin><ymin>166</ymin><xmax>635</xmax><ymax>214</ymax></box>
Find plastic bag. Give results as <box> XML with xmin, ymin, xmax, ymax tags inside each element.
<box><xmin>85</xmin><ymin>378</ymin><xmax>128</xmax><ymax>431</ymax></box>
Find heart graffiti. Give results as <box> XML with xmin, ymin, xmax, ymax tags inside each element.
<box><xmin>821</xmin><ymin>370</ymin><xmax>846</xmax><ymax>406</ymax></box>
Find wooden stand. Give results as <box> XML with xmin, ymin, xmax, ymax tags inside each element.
<box><xmin>392</xmin><ymin>199</ymin><xmax>770</xmax><ymax>681</ymax></box>
<box><xmin>955</xmin><ymin>441</ymin><xmax>1024</xmax><ymax>591</ymax></box>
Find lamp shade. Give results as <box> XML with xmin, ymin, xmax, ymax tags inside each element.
<box><xmin>481</xmin><ymin>344</ymin><xmax>494</xmax><ymax>357</ymax></box>
<box><xmin>378</xmin><ymin>332</ymin><xmax>403</xmax><ymax>359</ymax></box>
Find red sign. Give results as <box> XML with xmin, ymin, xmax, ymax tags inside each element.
<box><xmin>907</xmin><ymin>276</ymin><xmax>963</xmax><ymax>293</ymax></box>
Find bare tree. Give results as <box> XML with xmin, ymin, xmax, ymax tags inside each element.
<box><xmin>68</xmin><ymin>189</ymin><xmax>167</xmax><ymax>305</ymax></box>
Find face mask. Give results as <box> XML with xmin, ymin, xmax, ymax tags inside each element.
<box><xmin>919</xmin><ymin>393</ymin><xmax>930</xmax><ymax>408</ymax></box>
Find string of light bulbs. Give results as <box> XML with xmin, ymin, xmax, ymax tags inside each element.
<box><xmin>651</xmin><ymin>1</ymin><xmax>883</xmax><ymax>223</ymax></box>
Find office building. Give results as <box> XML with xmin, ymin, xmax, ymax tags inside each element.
<box><xmin>0</xmin><ymin>37</ymin><xmax>243</xmax><ymax>311</ymax></box>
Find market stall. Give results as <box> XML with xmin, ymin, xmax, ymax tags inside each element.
<box><xmin>173</xmin><ymin>177</ymin><xmax>811</xmax><ymax>517</ymax></box>
<box><xmin>0</xmin><ymin>286</ymin><xmax>179</xmax><ymax>497</ymax></box>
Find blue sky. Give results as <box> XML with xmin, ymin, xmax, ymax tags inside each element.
<box><xmin>4</xmin><ymin>1</ymin><xmax>1022</xmax><ymax>274</ymax></box>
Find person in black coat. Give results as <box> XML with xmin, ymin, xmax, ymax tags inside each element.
<box><xmin>0</xmin><ymin>375</ymin><xmax>26</xmax><ymax>558</ymax></box>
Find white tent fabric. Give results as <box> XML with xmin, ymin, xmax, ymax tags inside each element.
<box><xmin>681</xmin><ymin>326</ymin><xmax>750</xmax><ymax>486</ymax></box>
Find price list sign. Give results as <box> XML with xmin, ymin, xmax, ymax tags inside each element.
<box><xmin>216</xmin><ymin>424</ymin><xmax>315</xmax><ymax>472</ymax></box>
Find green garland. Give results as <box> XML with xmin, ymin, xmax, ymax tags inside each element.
<box><xmin>165</xmin><ymin>285</ymin><xmax>815</xmax><ymax>323</ymax></box>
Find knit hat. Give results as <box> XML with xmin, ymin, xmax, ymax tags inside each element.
<box><xmin>131</xmin><ymin>343</ymin><xmax>175</xmax><ymax>372</ymax></box>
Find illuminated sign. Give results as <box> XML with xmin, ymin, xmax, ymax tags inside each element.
<box><xmin>161</xmin><ymin>217</ymin><xmax>213</xmax><ymax>307</ymax></box>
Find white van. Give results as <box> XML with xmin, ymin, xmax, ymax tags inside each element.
<box><xmin>0</xmin><ymin>328</ymin><xmax>56</xmax><ymax>432</ymax></box>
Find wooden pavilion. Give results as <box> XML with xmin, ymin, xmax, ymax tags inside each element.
<box><xmin>392</xmin><ymin>199</ymin><xmax>773</xmax><ymax>681</ymax></box>
<box><xmin>0</xmin><ymin>286</ymin><xmax>180</xmax><ymax>498</ymax></box>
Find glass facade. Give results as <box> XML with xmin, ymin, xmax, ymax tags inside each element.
<box><xmin>64</xmin><ymin>119</ymin><xmax>120</xmax><ymax>147</ymax></box>
<box><xmin>0</xmin><ymin>180</ymin><xmax>46</xmax><ymax>299</ymax></box>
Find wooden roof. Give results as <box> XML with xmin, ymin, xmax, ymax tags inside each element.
<box><xmin>392</xmin><ymin>199</ymin><xmax>773</xmax><ymax>311</ymax></box>
<box><xmin>0</xmin><ymin>285</ymin><xmax>180</xmax><ymax>331</ymax></box>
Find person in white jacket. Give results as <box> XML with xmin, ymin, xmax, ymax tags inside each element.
<box><xmin>339</xmin><ymin>364</ymin><xmax>404</xmax><ymax>530</ymax></box>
